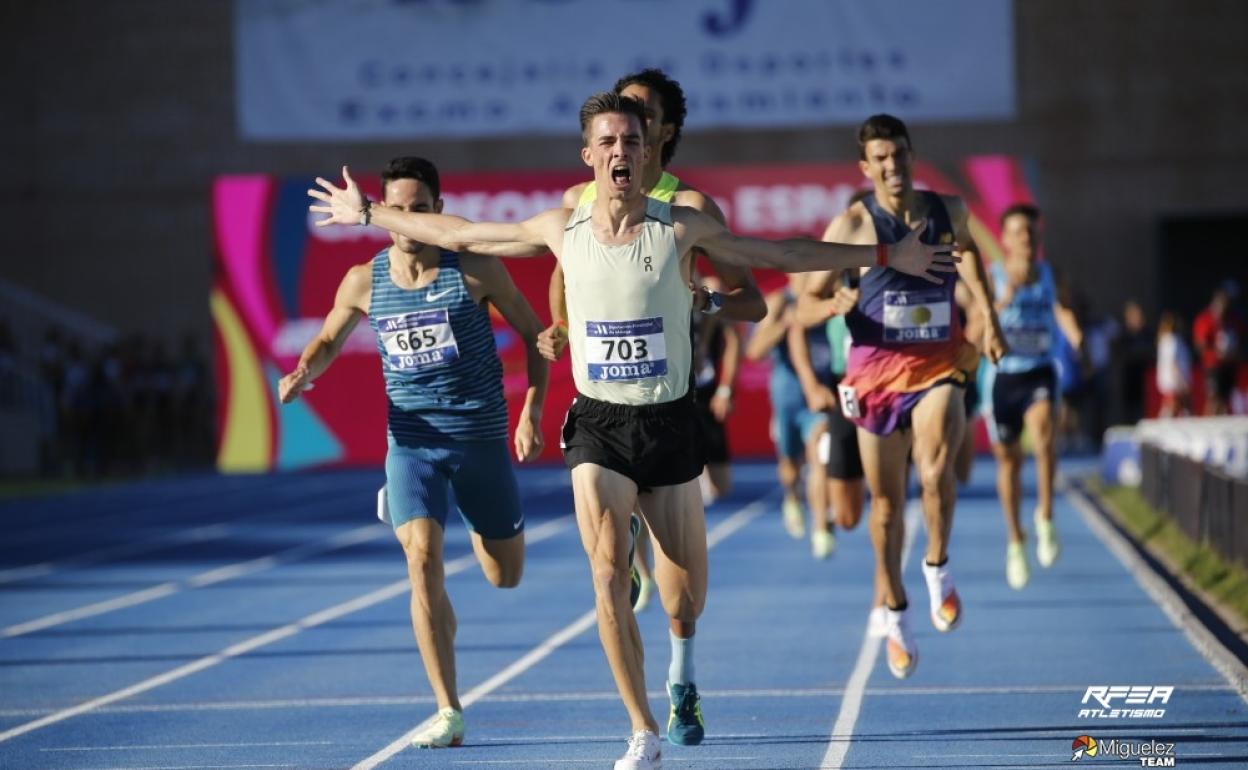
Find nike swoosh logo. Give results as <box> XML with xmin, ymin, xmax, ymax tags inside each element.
<box><xmin>426</xmin><ymin>288</ymin><xmax>454</xmax><ymax>302</ymax></box>
<box><xmin>513</xmin><ymin>517</ymin><xmax>524</xmax><ymax>530</ymax></box>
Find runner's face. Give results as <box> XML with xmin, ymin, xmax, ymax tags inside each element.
<box><xmin>1000</xmin><ymin>213</ymin><xmax>1038</xmax><ymax>265</ymax></box>
<box><xmin>860</xmin><ymin>138</ymin><xmax>912</xmax><ymax>198</ymax></box>
<box><xmin>383</xmin><ymin>178</ymin><xmax>441</xmax><ymax>253</ymax></box>
<box><xmin>619</xmin><ymin>84</ymin><xmax>671</xmax><ymax>161</ymax></box>
<box><xmin>583</xmin><ymin>112</ymin><xmax>647</xmax><ymax>198</ymax></box>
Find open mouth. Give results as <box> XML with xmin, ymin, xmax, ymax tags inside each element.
<box><xmin>610</xmin><ymin>164</ymin><xmax>631</xmax><ymax>186</ymax></box>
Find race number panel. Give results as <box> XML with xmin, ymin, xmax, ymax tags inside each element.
<box><xmin>882</xmin><ymin>289</ymin><xmax>951</xmax><ymax>343</ymax></box>
<box><xmin>584</xmin><ymin>317</ymin><xmax>668</xmax><ymax>382</ymax></box>
<box><xmin>377</xmin><ymin>309</ymin><xmax>459</xmax><ymax>371</ymax></box>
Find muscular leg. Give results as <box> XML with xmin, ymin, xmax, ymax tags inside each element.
<box><xmin>777</xmin><ymin>455</ymin><xmax>801</xmax><ymax>502</ymax></box>
<box><xmin>639</xmin><ymin>479</ymin><xmax>709</xmax><ymax>635</ymax></box>
<box><xmin>858</xmin><ymin>427</ymin><xmax>912</xmax><ymax>608</ymax></box>
<box><xmin>701</xmin><ymin>463</ymin><xmax>732</xmax><ymax>504</ymax></box>
<box><xmin>1025</xmin><ymin>399</ymin><xmax>1056</xmax><ymax>523</ymax></box>
<box><xmin>571</xmin><ymin>464</ymin><xmax>656</xmax><ymax>734</ymax></box>
<box><xmin>468</xmin><ymin>530</ymin><xmax>524</xmax><ymax>588</ymax></box>
<box><xmin>396</xmin><ymin>519</ymin><xmax>461</xmax><ymax>712</ymax></box>
<box><xmin>992</xmin><ymin>439</ymin><xmax>1025</xmax><ymax>543</ymax></box>
<box><xmin>910</xmin><ymin>384</ymin><xmax>966</xmax><ymax>566</ymax></box>
<box><xmin>806</xmin><ymin>422</ymin><xmax>830</xmax><ymax>533</ymax></box>
<box><xmin>633</xmin><ymin>510</ymin><xmax>654</xmax><ymax>583</ymax></box>
<box><xmin>831</xmin><ymin>477</ymin><xmax>866</xmax><ymax>530</ymax></box>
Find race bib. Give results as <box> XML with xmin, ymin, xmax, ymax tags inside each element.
<box><xmin>1005</xmin><ymin>326</ymin><xmax>1052</xmax><ymax>356</ymax></box>
<box><xmin>585</xmin><ymin>317</ymin><xmax>668</xmax><ymax>382</ymax></box>
<box><xmin>838</xmin><ymin>382</ymin><xmax>862</xmax><ymax>420</ymax></box>
<box><xmin>377</xmin><ymin>309</ymin><xmax>459</xmax><ymax>371</ymax></box>
<box><xmin>882</xmin><ymin>289</ymin><xmax>951</xmax><ymax>343</ymax></box>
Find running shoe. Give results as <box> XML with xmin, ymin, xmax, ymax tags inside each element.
<box><xmin>867</xmin><ymin>605</ymin><xmax>888</xmax><ymax>639</ymax></box>
<box><xmin>782</xmin><ymin>496</ymin><xmax>806</xmax><ymax>539</ymax></box>
<box><xmin>666</xmin><ymin>680</ymin><xmax>705</xmax><ymax>746</ymax></box>
<box><xmin>1036</xmin><ymin>512</ymin><xmax>1061</xmax><ymax>568</ymax></box>
<box><xmin>1005</xmin><ymin>540</ymin><xmax>1029</xmax><ymax>590</ymax></box>
<box><xmin>921</xmin><ymin>560</ymin><xmax>962</xmax><ymax>632</ymax></box>
<box><xmin>885</xmin><ymin>607</ymin><xmax>918</xmax><ymax>679</ymax></box>
<box><xmin>410</xmin><ymin>706</ymin><xmax>464</xmax><ymax>748</ymax></box>
<box><xmin>633</xmin><ymin>576</ymin><xmax>655</xmax><ymax>613</ymax></box>
<box><xmin>376</xmin><ymin>486</ymin><xmax>389</xmax><ymax>524</ymax></box>
<box><xmin>628</xmin><ymin>514</ymin><xmax>642</xmax><ymax>608</ymax></box>
<box><xmin>614</xmin><ymin>729</ymin><xmax>662</xmax><ymax>770</ymax></box>
<box><xmin>811</xmin><ymin>528</ymin><xmax>836</xmax><ymax>560</ymax></box>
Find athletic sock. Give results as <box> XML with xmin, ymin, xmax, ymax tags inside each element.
<box><xmin>668</xmin><ymin>630</ymin><xmax>695</xmax><ymax>685</ymax></box>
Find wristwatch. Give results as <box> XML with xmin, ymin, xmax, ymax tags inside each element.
<box><xmin>700</xmin><ymin>287</ymin><xmax>723</xmax><ymax>315</ymax></box>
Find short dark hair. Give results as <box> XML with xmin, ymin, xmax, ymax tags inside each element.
<box><xmin>579</xmin><ymin>91</ymin><xmax>648</xmax><ymax>145</ymax></box>
<box><xmin>381</xmin><ymin>156</ymin><xmax>441</xmax><ymax>200</ymax></box>
<box><xmin>613</xmin><ymin>68</ymin><xmax>686</xmax><ymax>167</ymax></box>
<box><xmin>999</xmin><ymin>202</ymin><xmax>1040</xmax><ymax>228</ymax></box>
<box><xmin>857</xmin><ymin>114</ymin><xmax>912</xmax><ymax>160</ymax></box>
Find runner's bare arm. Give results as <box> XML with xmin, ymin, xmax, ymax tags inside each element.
<box><xmin>944</xmin><ymin>196</ymin><xmax>1008</xmax><ymax>363</ymax></box>
<box><xmin>279</xmin><ymin>263</ymin><xmax>370</xmax><ymax>403</ymax></box>
<box><xmin>310</xmin><ymin>167</ymin><xmax>563</xmax><ymax>257</ymax></box>
<box><xmin>795</xmin><ymin>209</ymin><xmax>870</xmax><ymax>326</ymax></box>
<box><xmin>465</xmin><ymin>254</ymin><xmax>549</xmax><ymax>462</ymax></box>
<box><xmin>687</xmin><ymin>193</ymin><xmax>766</xmax><ymax>322</ymax></box>
<box><xmin>1054</xmin><ymin>299</ymin><xmax>1083</xmax><ymax>351</ymax></box>
<box><xmin>744</xmin><ymin>289</ymin><xmax>795</xmax><ymax>362</ymax></box>
<box><xmin>675</xmin><ymin>207</ymin><xmax>957</xmax><ymax>282</ymax></box>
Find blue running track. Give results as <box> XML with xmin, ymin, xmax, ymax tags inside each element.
<box><xmin>1</xmin><ymin>459</ymin><xmax>1245</xmax><ymax>769</ymax></box>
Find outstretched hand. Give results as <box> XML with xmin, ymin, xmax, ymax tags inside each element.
<box><xmin>308</xmin><ymin>166</ymin><xmax>367</xmax><ymax>227</ymax></box>
<box><xmin>278</xmin><ymin>366</ymin><xmax>314</xmax><ymax>403</ymax></box>
<box><xmin>536</xmin><ymin>322</ymin><xmax>569</xmax><ymax>362</ymax></box>
<box><xmin>885</xmin><ymin>222</ymin><xmax>960</xmax><ymax>284</ymax></box>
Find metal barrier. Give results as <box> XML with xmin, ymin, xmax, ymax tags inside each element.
<box><xmin>1138</xmin><ymin>440</ymin><xmax>1248</xmax><ymax>570</ymax></box>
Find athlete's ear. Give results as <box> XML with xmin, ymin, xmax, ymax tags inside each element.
<box><xmin>434</xmin><ymin>198</ymin><xmax>444</xmax><ymax>214</ymax></box>
<box><xmin>581</xmin><ymin>146</ymin><xmax>593</xmax><ymax>167</ymax></box>
<box><xmin>859</xmin><ymin>159</ymin><xmax>871</xmax><ymax>180</ymax></box>
<box><xmin>660</xmin><ymin>122</ymin><xmax>675</xmax><ymax>147</ymax></box>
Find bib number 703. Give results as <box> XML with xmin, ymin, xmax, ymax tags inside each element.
<box><xmin>601</xmin><ymin>337</ymin><xmax>649</xmax><ymax>361</ymax></box>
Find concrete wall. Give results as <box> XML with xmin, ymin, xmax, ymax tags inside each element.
<box><xmin>3</xmin><ymin>0</ymin><xmax>1247</xmax><ymax>343</ymax></box>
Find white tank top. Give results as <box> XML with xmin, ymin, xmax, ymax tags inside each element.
<box><xmin>561</xmin><ymin>198</ymin><xmax>691</xmax><ymax>405</ymax></box>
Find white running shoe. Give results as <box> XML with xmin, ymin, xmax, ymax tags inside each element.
<box><xmin>782</xmin><ymin>497</ymin><xmax>806</xmax><ymax>539</ymax></box>
<box><xmin>867</xmin><ymin>605</ymin><xmax>888</xmax><ymax>639</ymax></box>
<box><xmin>410</xmin><ymin>706</ymin><xmax>464</xmax><ymax>748</ymax></box>
<box><xmin>1035</xmin><ymin>512</ymin><xmax>1060</xmax><ymax>568</ymax></box>
<box><xmin>1005</xmin><ymin>541</ymin><xmax>1030</xmax><ymax>590</ymax></box>
<box><xmin>614</xmin><ymin>730</ymin><xmax>662</xmax><ymax>770</ymax></box>
<box><xmin>633</xmin><ymin>576</ymin><xmax>655</xmax><ymax>613</ymax></box>
<box><xmin>884</xmin><ymin>607</ymin><xmax>918</xmax><ymax>679</ymax></box>
<box><xmin>376</xmin><ymin>486</ymin><xmax>390</xmax><ymax>524</ymax></box>
<box><xmin>921</xmin><ymin>560</ymin><xmax>962</xmax><ymax>632</ymax></box>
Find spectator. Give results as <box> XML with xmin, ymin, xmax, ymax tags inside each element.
<box><xmin>1192</xmin><ymin>284</ymin><xmax>1245</xmax><ymax>415</ymax></box>
<box><xmin>1113</xmin><ymin>299</ymin><xmax>1153</xmax><ymax>425</ymax></box>
<box><xmin>1155</xmin><ymin>311</ymin><xmax>1192</xmax><ymax>417</ymax></box>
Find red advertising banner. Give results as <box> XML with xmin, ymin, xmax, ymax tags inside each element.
<box><xmin>212</xmin><ymin>158</ymin><xmax>1033</xmax><ymax>471</ymax></box>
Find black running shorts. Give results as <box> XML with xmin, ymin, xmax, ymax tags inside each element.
<box><xmin>561</xmin><ymin>392</ymin><xmax>704</xmax><ymax>492</ymax></box>
<box><xmin>694</xmin><ymin>383</ymin><xmax>731</xmax><ymax>465</ymax></box>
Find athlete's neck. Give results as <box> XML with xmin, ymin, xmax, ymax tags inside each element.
<box><xmin>874</xmin><ymin>187</ymin><xmax>923</xmax><ymax>222</ymax></box>
<box><xmin>640</xmin><ymin>158</ymin><xmax>665</xmax><ymax>192</ymax></box>
<box><xmin>388</xmin><ymin>243</ymin><xmax>441</xmax><ymax>287</ymax></box>
<box><xmin>593</xmin><ymin>194</ymin><xmax>648</xmax><ymax>236</ymax></box>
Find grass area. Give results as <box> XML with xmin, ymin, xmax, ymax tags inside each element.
<box><xmin>1087</xmin><ymin>477</ymin><xmax>1248</xmax><ymax>627</ymax></box>
<box><xmin>0</xmin><ymin>477</ymin><xmax>120</xmax><ymax>500</ymax></box>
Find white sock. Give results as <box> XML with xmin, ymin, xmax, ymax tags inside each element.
<box><xmin>668</xmin><ymin>630</ymin><xmax>695</xmax><ymax>685</ymax></box>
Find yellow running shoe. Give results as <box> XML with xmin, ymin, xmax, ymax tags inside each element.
<box><xmin>811</xmin><ymin>528</ymin><xmax>836</xmax><ymax>560</ymax></box>
<box><xmin>1036</xmin><ymin>513</ymin><xmax>1061</xmax><ymax>568</ymax></box>
<box><xmin>410</xmin><ymin>706</ymin><xmax>465</xmax><ymax>748</ymax></box>
<box><xmin>782</xmin><ymin>496</ymin><xmax>806</xmax><ymax>539</ymax></box>
<box><xmin>1005</xmin><ymin>540</ymin><xmax>1030</xmax><ymax>590</ymax></box>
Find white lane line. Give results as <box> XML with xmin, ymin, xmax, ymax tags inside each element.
<box><xmin>1060</xmin><ymin>476</ymin><xmax>1248</xmax><ymax>702</ymax></box>
<box><xmin>0</xmin><ymin>525</ymin><xmax>233</xmax><ymax>585</ymax></box>
<box><xmin>2</xmin><ymin>524</ymin><xmax>388</xmax><ymax>638</ymax></box>
<box><xmin>67</xmin><ymin>765</ymin><xmax>296</xmax><ymax>770</ymax></box>
<box><xmin>5</xmin><ymin>681</ymin><xmax>1237</xmax><ymax>719</ymax></box>
<box><xmin>43</xmin><ymin>741</ymin><xmax>332</xmax><ymax>752</ymax></box>
<box><xmin>819</xmin><ymin>500</ymin><xmax>922</xmax><ymax>770</ymax></box>
<box><xmin>0</xmin><ymin>515</ymin><xmax>575</xmax><ymax>744</ymax></box>
<box><xmin>450</xmin><ymin>759</ymin><xmax>762</xmax><ymax>766</ymax></box>
<box><xmin>350</xmin><ymin>493</ymin><xmax>775</xmax><ymax>770</ymax></box>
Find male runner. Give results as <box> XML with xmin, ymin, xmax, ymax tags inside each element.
<box><xmin>281</xmin><ymin>157</ymin><xmax>548</xmax><ymax>748</ymax></box>
<box><xmin>983</xmin><ymin>203</ymin><xmax>1081</xmax><ymax>588</ymax></box>
<box><xmin>310</xmin><ymin>94</ymin><xmax>956</xmax><ymax>769</ymax></box>
<box><xmin>797</xmin><ymin>114</ymin><xmax>1006</xmax><ymax>679</ymax></box>
<box><xmin>536</xmin><ymin>69</ymin><xmax>762</xmax><ymax>613</ymax></box>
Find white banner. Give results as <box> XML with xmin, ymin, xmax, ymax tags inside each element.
<box><xmin>236</xmin><ymin>0</ymin><xmax>1014</xmax><ymax>140</ymax></box>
